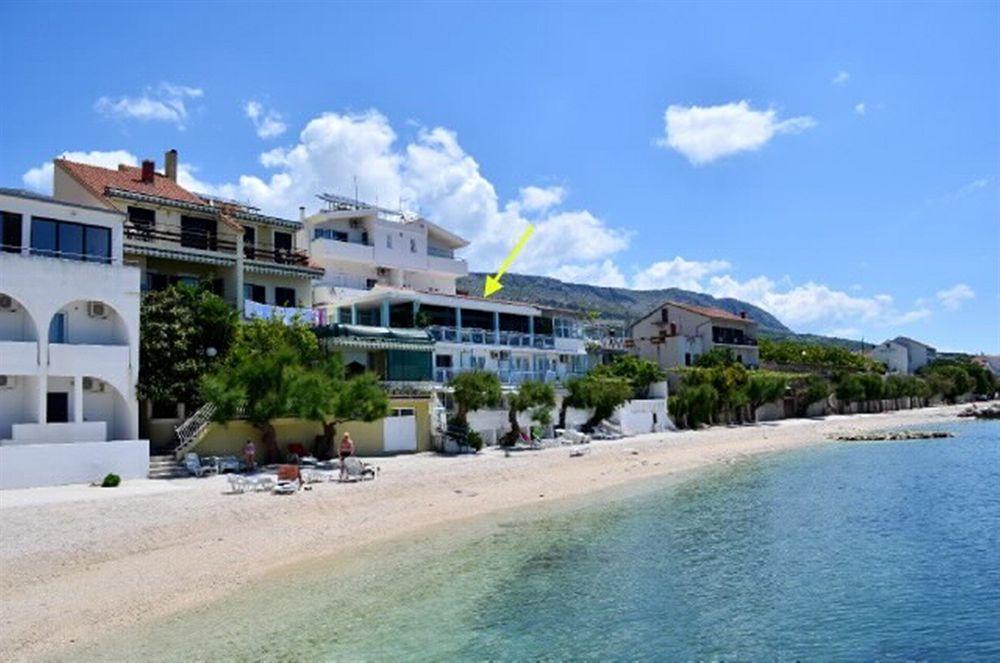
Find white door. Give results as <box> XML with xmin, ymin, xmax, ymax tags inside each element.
<box><xmin>383</xmin><ymin>408</ymin><xmax>417</xmax><ymax>453</ymax></box>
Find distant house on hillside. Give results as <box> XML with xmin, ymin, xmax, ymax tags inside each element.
<box><xmin>867</xmin><ymin>336</ymin><xmax>937</xmax><ymax>375</ymax></box>
<box><xmin>867</xmin><ymin>339</ymin><xmax>910</xmax><ymax>374</ymax></box>
<box><xmin>628</xmin><ymin>301</ymin><xmax>759</xmax><ymax>370</ymax></box>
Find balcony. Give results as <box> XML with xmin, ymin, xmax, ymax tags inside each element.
<box><xmin>433</xmin><ymin>367</ymin><xmax>585</xmax><ymax>385</ymax></box>
<box><xmin>243</xmin><ymin>241</ymin><xmax>312</xmax><ymax>267</ymax></box>
<box><xmin>124</xmin><ymin>222</ymin><xmax>238</xmax><ymax>255</ymax></box>
<box><xmin>712</xmin><ymin>335</ymin><xmax>758</xmax><ymax>347</ymax></box>
<box><xmin>244</xmin><ymin>300</ymin><xmax>318</xmax><ymax>325</ymax></box>
<box><xmin>427</xmin><ymin>254</ymin><xmax>468</xmax><ymax>276</ymax></box>
<box><xmin>48</xmin><ymin>344</ymin><xmax>130</xmax><ymax>380</ymax></box>
<box><xmin>427</xmin><ymin>326</ymin><xmax>556</xmax><ymax>349</ymax></box>
<box><xmin>310</xmin><ymin>237</ymin><xmax>375</xmax><ymax>264</ymax></box>
<box><xmin>0</xmin><ymin>341</ymin><xmax>39</xmax><ymax>374</ymax></box>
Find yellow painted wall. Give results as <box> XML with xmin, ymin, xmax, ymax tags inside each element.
<box><xmin>193</xmin><ymin>396</ymin><xmax>433</xmax><ymax>457</ymax></box>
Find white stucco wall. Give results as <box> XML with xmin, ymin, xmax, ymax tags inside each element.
<box><xmin>0</xmin><ymin>439</ymin><xmax>149</xmax><ymax>489</ymax></box>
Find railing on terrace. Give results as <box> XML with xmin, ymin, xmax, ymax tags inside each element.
<box><xmin>2</xmin><ymin>242</ymin><xmax>119</xmax><ymax>264</ymax></box>
<box><xmin>320</xmin><ymin>273</ymin><xmax>372</xmax><ymax>290</ymax></box>
<box><xmin>426</xmin><ymin>246</ymin><xmax>455</xmax><ymax>259</ymax></box>
<box><xmin>434</xmin><ymin>367</ymin><xmax>584</xmax><ymax>385</ymax></box>
<box><xmin>712</xmin><ymin>335</ymin><xmax>758</xmax><ymax>346</ymax></box>
<box><xmin>124</xmin><ymin>222</ymin><xmax>238</xmax><ymax>254</ymax></box>
<box><xmin>243</xmin><ymin>242</ymin><xmax>311</xmax><ymax>267</ymax></box>
<box><xmin>427</xmin><ymin>326</ymin><xmax>555</xmax><ymax>348</ymax></box>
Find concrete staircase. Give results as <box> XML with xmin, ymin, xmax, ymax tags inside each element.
<box><xmin>147</xmin><ymin>454</ymin><xmax>189</xmax><ymax>480</ymax></box>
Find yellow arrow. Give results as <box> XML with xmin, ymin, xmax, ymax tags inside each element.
<box><xmin>483</xmin><ymin>224</ymin><xmax>536</xmax><ymax>297</ymax></box>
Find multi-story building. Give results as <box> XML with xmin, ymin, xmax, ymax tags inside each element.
<box><xmin>867</xmin><ymin>336</ymin><xmax>938</xmax><ymax>375</ymax></box>
<box><xmin>0</xmin><ymin>189</ymin><xmax>147</xmax><ymax>488</ymax></box>
<box><xmin>629</xmin><ymin>300</ymin><xmax>760</xmax><ymax>370</ymax></box>
<box><xmin>867</xmin><ymin>339</ymin><xmax>910</xmax><ymax>374</ymax></box>
<box><xmin>53</xmin><ymin>151</ymin><xmax>323</xmax><ymax>315</ymax></box>
<box><xmin>303</xmin><ymin>196</ymin><xmax>591</xmax><ymax>387</ymax></box>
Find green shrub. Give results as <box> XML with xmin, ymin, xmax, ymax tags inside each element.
<box><xmin>101</xmin><ymin>473</ymin><xmax>121</xmax><ymax>488</ymax></box>
<box><xmin>466</xmin><ymin>430</ymin><xmax>484</xmax><ymax>452</ymax></box>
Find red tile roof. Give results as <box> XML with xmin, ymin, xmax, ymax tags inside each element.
<box><xmin>666</xmin><ymin>300</ymin><xmax>751</xmax><ymax>323</ymax></box>
<box><xmin>56</xmin><ymin>159</ymin><xmax>205</xmax><ymax>207</ymax></box>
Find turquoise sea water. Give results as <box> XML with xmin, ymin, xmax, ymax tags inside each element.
<box><xmin>68</xmin><ymin>420</ymin><xmax>999</xmax><ymax>661</ymax></box>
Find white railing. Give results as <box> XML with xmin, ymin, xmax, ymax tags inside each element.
<box><xmin>434</xmin><ymin>367</ymin><xmax>584</xmax><ymax>385</ymax></box>
<box><xmin>319</xmin><ymin>272</ymin><xmax>371</xmax><ymax>290</ymax></box>
<box><xmin>173</xmin><ymin>402</ymin><xmax>217</xmax><ymax>460</ymax></box>
<box><xmin>427</xmin><ymin>326</ymin><xmax>556</xmax><ymax>349</ymax></box>
<box><xmin>244</xmin><ymin>300</ymin><xmax>319</xmax><ymax>325</ymax></box>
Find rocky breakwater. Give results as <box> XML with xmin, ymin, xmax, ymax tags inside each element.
<box><xmin>831</xmin><ymin>430</ymin><xmax>954</xmax><ymax>442</ymax></box>
<box><xmin>957</xmin><ymin>402</ymin><xmax>1000</xmax><ymax>419</ymax></box>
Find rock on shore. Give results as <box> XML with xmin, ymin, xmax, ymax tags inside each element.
<box><xmin>831</xmin><ymin>430</ymin><xmax>954</xmax><ymax>442</ymax></box>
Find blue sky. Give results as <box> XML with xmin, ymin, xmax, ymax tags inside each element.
<box><xmin>2</xmin><ymin>1</ymin><xmax>997</xmax><ymax>352</ymax></box>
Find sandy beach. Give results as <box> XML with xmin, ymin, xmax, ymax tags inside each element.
<box><xmin>0</xmin><ymin>405</ymin><xmax>971</xmax><ymax>660</ymax></box>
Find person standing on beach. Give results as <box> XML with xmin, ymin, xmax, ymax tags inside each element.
<box><xmin>338</xmin><ymin>433</ymin><xmax>355</xmax><ymax>481</ymax></box>
<box><xmin>243</xmin><ymin>439</ymin><xmax>256</xmax><ymax>472</ymax></box>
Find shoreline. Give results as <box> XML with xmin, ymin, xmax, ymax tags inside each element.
<box><xmin>0</xmin><ymin>405</ymin><xmax>974</xmax><ymax>660</ymax></box>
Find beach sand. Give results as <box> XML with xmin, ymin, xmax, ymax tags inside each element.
<box><xmin>0</xmin><ymin>405</ymin><xmax>969</xmax><ymax>660</ymax></box>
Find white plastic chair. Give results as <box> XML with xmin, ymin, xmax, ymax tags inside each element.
<box><xmin>184</xmin><ymin>453</ymin><xmax>217</xmax><ymax>477</ymax></box>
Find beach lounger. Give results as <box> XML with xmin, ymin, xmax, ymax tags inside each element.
<box><xmin>340</xmin><ymin>457</ymin><xmax>377</xmax><ymax>482</ymax></box>
<box><xmin>226</xmin><ymin>474</ymin><xmax>249</xmax><ymax>493</ymax></box>
<box><xmin>184</xmin><ymin>453</ymin><xmax>217</xmax><ymax>478</ymax></box>
<box><xmin>273</xmin><ymin>464</ymin><xmax>303</xmax><ymax>494</ymax></box>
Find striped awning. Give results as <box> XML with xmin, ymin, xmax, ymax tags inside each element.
<box><xmin>244</xmin><ymin>260</ymin><xmax>324</xmax><ymax>279</ymax></box>
<box><xmin>322</xmin><ymin>337</ymin><xmax>433</xmax><ymax>352</ymax></box>
<box><xmin>124</xmin><ymin>243</ymin><xmax>236</xmax><ymax>266</ymax></box>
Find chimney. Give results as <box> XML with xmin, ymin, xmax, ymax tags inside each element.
<box><xmin>299</xmin><ymin>206</ymin><xmax>306</xmax><ymax>221</ymax></box>
<box><xmin>739</xmin><ymin>311</ymin><xmax>747</xmax><ymax>319</ymax></box>
<box><xmin>140</xmin><ymin>160</ymin><xmax>155</xmax><ymax>183</ymax></box>
<box><xmin>164</xmin><ymin>149</ymin><xmax>178</xmax><ymax>182</ymax></box>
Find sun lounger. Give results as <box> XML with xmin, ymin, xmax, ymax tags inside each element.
<box><xmin>226</xmin><ymin>474</ymin><xmax>249</xmax><ymax>493</ymax></box>
<box><xmin>340</xmin><ymin>457</ymin><xmax>377</xmax><ymax>482</ymax></box>
<box><xmin>273</xmin><ymin>479</ymin><xmax>300</xmax><ymax>495</ymax></box>
<box><xmin>184</xmin><ymin>453</ymin><xmax>217</xmax><ymax>477</ymax></box>
<box><xmin>273</xmin><ymin>464</ymin><xmax>303</xmax><ymax>494</ymax></box>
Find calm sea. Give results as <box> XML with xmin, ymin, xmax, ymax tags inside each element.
<box><xmin>66</xmin><ymin>420</ymin><xmax>1000</xmax><ymax>661</ymax></box>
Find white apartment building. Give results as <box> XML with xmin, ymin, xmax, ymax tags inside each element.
<box><xmin>0</xmin><ymin>189</ymin><xmax>147</xmax><ymax>489</ymax></box>
<box><xmin>629</xmin><ymin>300</ymin><xmax>760</xmax><ymax>370</ymax></box>
<box><xmin>867</xmin><ymin>336</ymin><xmax>938</xmax><ymax>375</ymax></box>
<box><xmin>302</xmin><ymin>196</ymin><xmax>590</xmax><ymax>386</ymax></box>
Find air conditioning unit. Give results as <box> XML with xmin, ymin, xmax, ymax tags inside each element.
<box><xmin>0</xmin><ymin>375</ymin><xmax>16</xmax><ymax>390</ymax></box>
<box><xmin>87</xmin><ymin>301</ymin><xmax>108</xmax><ymax>318</ymax></box>
<box><xmin>82</xmin><ymin>377</ymin><xmax>105</xmax><ymax>392</ymax></box>
<box><xmin>0</xmin><ymin>295</ymin><xmax>15</xmax><ymax>311</ymax></box>
<box><xmin>377</xmin><ymin>268</ymin><xmax>389</xmax><ymax>276</ymax></box>
<box><xmin>490</xmin><ymin>351</ymin><xmax>499</xmax><ymax>359</ymax></box>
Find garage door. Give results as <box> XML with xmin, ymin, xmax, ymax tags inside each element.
<box><xmin>383</xmin><ymin>408</ymin><xmax>417</xmax><ymax>453</ymax></box>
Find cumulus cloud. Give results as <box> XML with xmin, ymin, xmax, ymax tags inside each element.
<box><xmin>658</xmin><ymin>101</ymin><xmax>816</xmax><ymax>165</ymax></box>
<box><xmin>245</xmin><ymin>101</ymin><xmax>287</xmax><ymax>139</ymax></box>
<box><xmin>22</xmin><ymin>149</ymin><xmax>139</xmax><ymax>193</ymax></box>
<box><xmin>832</xmin><ymin>71</ymin><xmax>851</xmax><ymax>85</ymax></box>
<box><xmin>632</xmin><ymin>257</ymin><xmax>732</xmax><ymax>291</ymax></box>
<box><xmin>518</xmin><ymin>185</ymin><xmax>565</xmax><ymax>213</ymax></box>
<box><xmin>182</xmin><ymin>110</ymin><xmax>628</xmax><ymax>276</ymax></box>
<box><xmin>854</xmin><ymin>102</ymin><xmax>866</xmax><ymax>116</ymax></box>
<box><xmin>548</xmin><ymin>260</ymin><xmax>627</xmax><ymax>288</ymax></box>
<box><xmin>936</xmin><ymin>283</ymin><xmax>975</xmax><ymax>310</ymax></box>
<box><xmin>94</xmin><ymin>83</ymin><xmax>203</xmax><ymax>128</ymax></box>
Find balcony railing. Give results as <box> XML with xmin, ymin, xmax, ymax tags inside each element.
<box><xmin>124</xmin><ymin>222</ymin><xmax>238</xmax><ymax>254</ymax></box>
<box><xmin>434</xmin><ymin>367</ymin><xmax>585</xmax><ymax>385</ymax></box>
<box><xmin>243</xmin><ymin>242</ymin><xmax>311</xmax><ymax>267</ymax></box>
<box><xmin>427</xmin><ymin>246</ymin><xmax>455</xmax><ymax>259</ymax></box>
<box><xmin>712</xmin><ymin>336</ymin><xmax>758</xmax><ymax>347</ymax></box>
<box><xmin>426</xmin><ymin>326</ymin><xmax>556</xmax><ymax>348</ymax></box>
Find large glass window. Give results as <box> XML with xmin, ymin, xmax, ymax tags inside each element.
<box><xmin>30</xmin><ymin>217</ymin><xmax>112</xmax><ymax>263</ymax></box>
<box><xmin>84</xmin><ymin>226</ymin><xmax>111</xmax><ymax>262</ymax></box>
<box><xmin>1</xmin><ymin>211</ymin><xmax>23</xmax><ymax>253</ymax></box>
<box><xmin>127</xmin><ymin>206</ymin><xmax>155</xmax><ymax>228</ymax></box>
<box><xmin>274</xmin><ymin>287</ymin><xmax>296</xmax><ymax>307</ymax></box>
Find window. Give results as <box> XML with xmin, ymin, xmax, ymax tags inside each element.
<box><xmin>127</xmin><ymin>206</ymin><xmax>155</xmax><ymax>229</ymax></box>
<box><xmin>49</xmin><ymin>313</ymin><xmax>66</xmax><ymax>343</ymax></box>
<box><xmin>274</xmin><ymin>287</ymin><xmax>297</xmax><ymax>307</ymax></box>
<box><xmin>31</xmin><ymin>217</ymin><xmax>111</xmax><ymax>262</ymax></box>
<box><xmin>1</xmin><ymin>211</ymin><xmax>23</xmax><ymax>253</ymax></box>
<box><xmin>243</xmin><ymin>226</ymin><xmax>256</xmax><ymax>259</ymax></box>
<box><xmin>409</xmin><ymin>238</ymin><xmax>417</xmax><ymax>253</ymax></box>
<box><xmin>180</xmin><ymin>215</ymin><xmax>217</xmax><ymax>250</ymax></box>
<box><xmin>386</xmin><ymin>234</ymin><xmax>393</xmax><ymax>249</ymax></box>
<box><xmin>660</xmin><ymin>308</ymin><xmax>669</xmax><ymax>323</ymax></box>
<box><xmin>684</xmin><ymin>352</ymin><xmax>692</xmax><ymax>367</ymax></box>
<box><xmin>435</xmin><ymin>355</ymin><xmax>453</xmax><ymax>368</ymax></box>
<box><xmin>47</xmin><ymin>393</ymin><xmax>69</xmax><ymax>423</ymax></box>
<box><xmin>274</xmin><ymin>231</ymin><xmax>292</xmax><ymax>251</ymax></box>
<box><xmin>392</xmin><ymin>408</ymin><xmax>415</xmax><ymax>417</ymax></box>
<box><xmin>244</xmin><ymin>283</ymin><xmax>266</xmax><ymax>304</ymax></box>
<box><xmin>314</xmin><ymin>228</ymin><xmax>348</xmax><ymax>242</ymax></box>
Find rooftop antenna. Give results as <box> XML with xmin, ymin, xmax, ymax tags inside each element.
<box><xmin>353</xmin><ymin>175</ymin><xmax>359</xmax><ymax>207</ymax></box>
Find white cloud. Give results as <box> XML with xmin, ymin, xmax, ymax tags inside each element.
<box><xmin>832</xmin><ymin>71</ymin><xmax>851</xmax><ymax>85</ymax></box>
<box><xmin>854</xmin><ymin>102</ymin><xmax>866</xmax><ymax>116</ymax></box>
<box><xmin>182</xmin><ymin>110</ymin><xmax>629</xmax><ymax>277</ymax></box>
<box><xmin>632</xmin><ymin>257</ymin><xmax>731</xmax><ymax>291</ymax></box>
<box><xmin>22</xmin><ymin>149</ymin><xmax>139</xmax><ymax>193</ymax></box>
<box><xmin>956</xmin><ymin>178</ymin><xmax>990</xmax><ymax>197</ymax></box>
<box><xmin>658</xmin><ymin>101</ymin><xmax>816</xmax><ymax>165</ymax></box>
<box><xmin>548</xmin><ymin>260</ymin><xmax>627</xmax><ymax>288</ymax></box>
<box><xmin>707</xmin><ymin>274</ymin><xmax>930</xmax><ymax>329</ymax></box>
<box><xmin>936</xmin><ymin>283</ymin><xmax>975</xmax><ymax>310</ymax></box>
<box><xmin>826</xmin><ymin>327</ymin><xmax>861</xmax><ymax>338</ymax></box>
<box><xmin>245</xmin><ymin>101</ymin><xmax>287</xmax><ymax>139</ymax></box>
<box><xmin>94</xmin><ymin>83</ymin><xmax>202</xmax><ymax>128</ymax></box>
<box><xmin>518</xmin><ymin>185</ymin><xmax>565</xmax><ymax>213</ymax></box>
